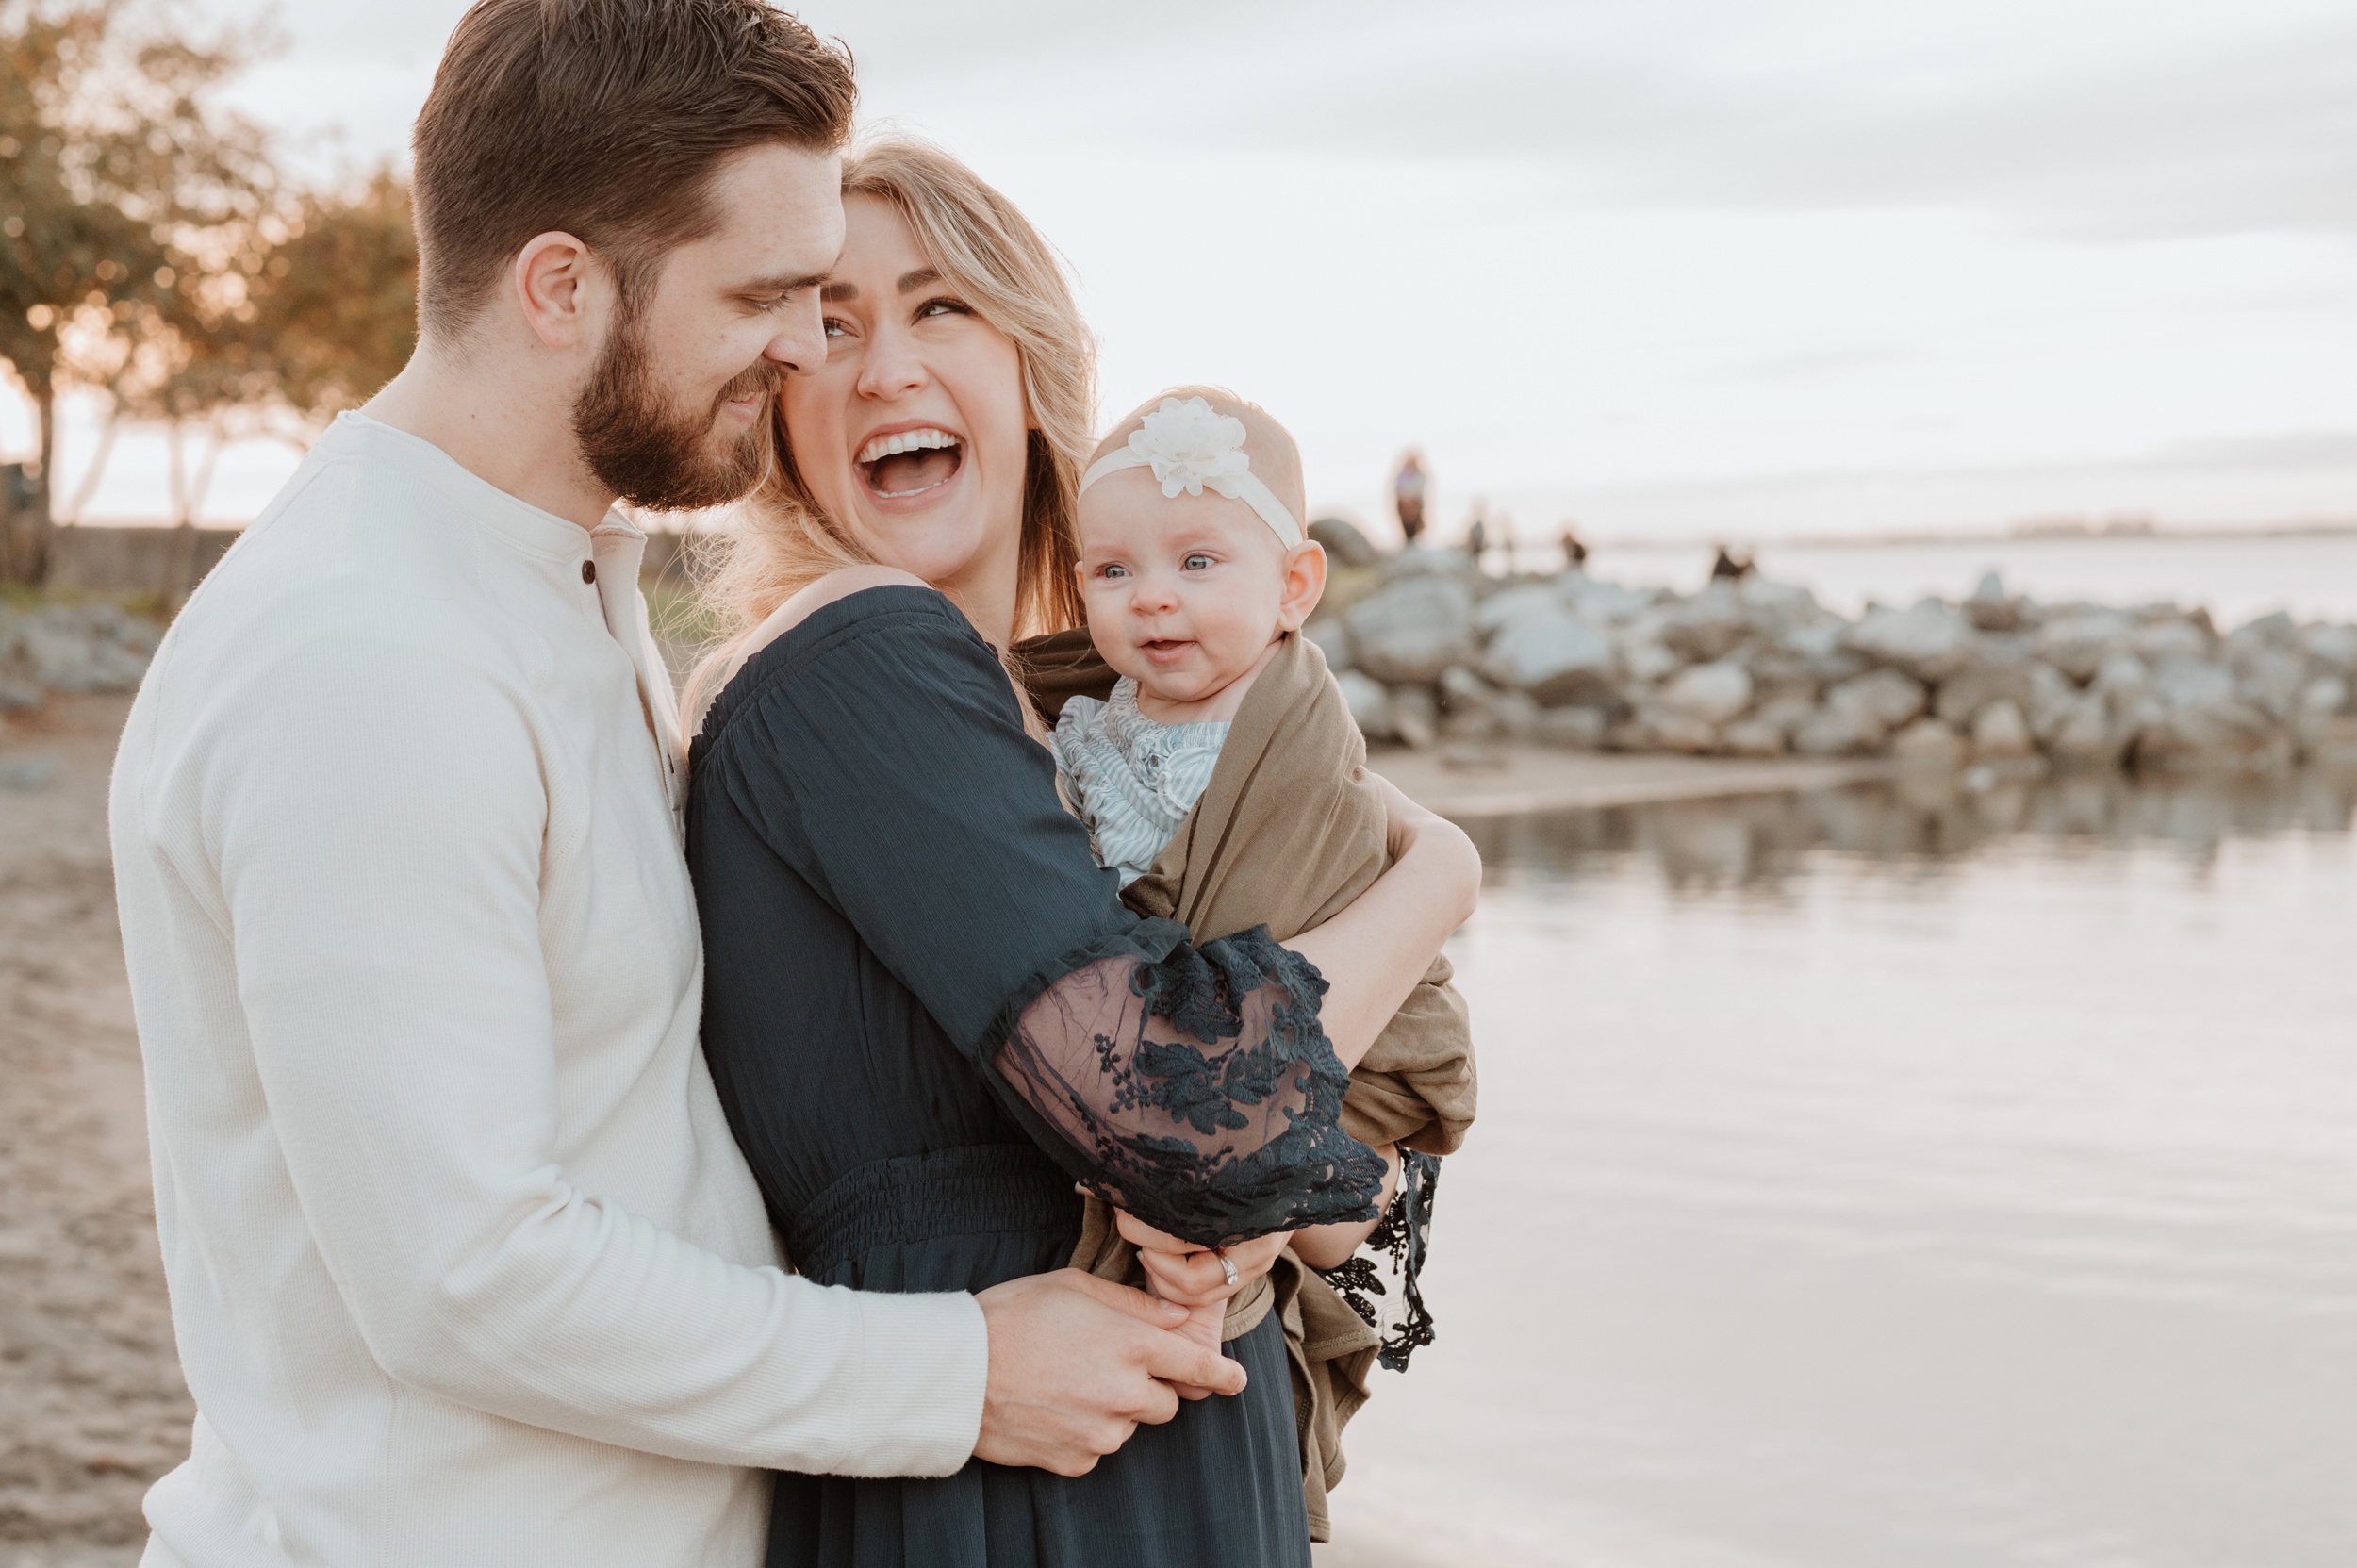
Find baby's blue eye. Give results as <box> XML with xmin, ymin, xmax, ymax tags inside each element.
<box><xmin>1101</xmin><ymin>563</ymin><xmax>1129</xmax><ymax>579</ymax></box>
<box><xmin>1183</xmin><ymin>553</ymin><xmax>1212</xmax><ymax>571</ymax></box>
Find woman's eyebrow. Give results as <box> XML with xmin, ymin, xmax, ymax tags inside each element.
<box><xmin>897</xmin><ymin>266</ymin><xmax>942</xmax><ymax>293</ymax></box>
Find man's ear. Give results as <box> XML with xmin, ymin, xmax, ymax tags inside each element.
<box><xmin>1276</xmin><ymin>539</ymin><xmax>1327</xmax><ymax>632</ymax></box>
<box><xmin>511</xmin><ymin>231</ymin><xmax>602</xmax><ymax>353</ymax></box>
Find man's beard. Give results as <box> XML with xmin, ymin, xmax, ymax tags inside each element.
<box><xmin>571</xmin><ymin>302</ymin><xmax>782</xmax><ymax>512</ymax></box>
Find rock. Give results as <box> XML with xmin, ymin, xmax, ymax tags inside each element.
<box><xmin>1307</xmin><ymin>516</ymin><xmax>1380</xmax><ymax>569</ymax></box>
<box><xmin>1846</xmin><ymin>602</ymin><xmax>1974</xmax><ymax>681</ymax></box>
<box><xmin>2092</xmin><ymin>650</ymin><xmax>2151</xmax><ymax>698</ymax></box>
<box><xmin>1558</xmin><ymin>574</ymin><xmax>1655</xmax><ymax>625</ymax></box>
<box><xmin>1657</xmin><ymin>584</ymin><xmax>1748</xmax><ymax>662</ymax></box>
<box><xmin>1790</xmin><ymin>702</ymin><xmax>1884</xmax><ymax>757</ymax></box>
<box><xmin>1533</xmin><ymin>704</ymin><xmax>1607</xmax><ymax>750</ymax></box>
<box><xmin>0</xmin><ymin>675</ymin><xmax>42</xmax><ymax>712</ymax></box>
<box><xmin>1891</xmin><ymin>717</ymin><xmax>1967</xmax><ymax>771</ymax></box>
<box><xmin>1965</xmin><ymin>570</ymin><xmax>2022</xmax><ymax>632</ymax></box>
<box><xmin>1346</xmin><ymin>575</ymin><xmax>1475</xmax><ymax>684</ymax></box>
<box><xmin>1479</xmin><ymin>602</ymin><xmax>1618</xmax><ymax>704</ymax></box>
<box><xmin>1719</xmin><ymin>718</ymin><xmax>1788</xmax><ymax>757</ymax></box>
<box><xmin>2299</xmin><ymin>714</ymin><xmax>2357</xmax><ymax>765</ymax></box>
<box><xmin>1490</xmin><ymin>689</ymin><xmax>1541</xmax><ymax>740</ymax></box>
<box><xmin>1303</xmin><ymin>616</ymin><xmax>1353</xmax><ymax>672</ymax></box>
<box><xmin>1825</xmin><ymin>668</ymin><xmax>1927</xmax><ymax>734</ymax></box>
<box><xmin>1752</xmin><ymin>687</ymin><xmax>1819</xmax><ymax>736</ymax></box>
<box><xmin>1472</xmin><ymin>584</ymin><xmax>1563</xmax><ymax>638</ymax></box>
<box><xmin>1736</xmin><ymin>576</ymin><xmax>1819</xmax><ymax>635</ymax></box>
<box><xmin>1656</xmin><ymin>661</ymin><xmax>1754</xmax><ymax>726</ymax></box>
<box><xmin>1438</xmin><ymin>666</ymin><xmax>1507</xmax><ymax>739</ymax></box>
<box><xmin>2151</xmin><ymin>660</ymin><xmax>2236</xmax><ymax>711</ymax></box>
<box><xmin>1933</xmin><ymin>658</ymin><xmax>2034</xmax><ymax>727</ymax></box>
<box><xmin>1629</xmin><ymin>707</ymin><xmax>1719</xmax><ymax>753</ymax></box>
<box><xmin>2128</xmin><ymin>617</ymin><xmax>2215</xmax><ymax>666</ymax></box>
<box><xmin>2227</xmin><ymin>609</ymin><xmax>2298</xmax><ymax>652</ymax></box>
<box><xmin>2035</xmin><ymin>608</ymin><xmax>2134</xmax><ymax>683</ymax></box>
<box><xmin>1970</xmin><ymin>698</ymin><xmax>2036</xmax><ymax>759</ymax></box>
<box><xmin>1390</xmin><ymin>685</ymin><xmax>1439</xmax><ymax>750</ymax></box>
<box><xmin>2300</xmin><ymin>623</ymin><xmax>2357</xmax><ymax>673</ymax></box>
<box><xmin>2299</xmin><ymin>675</ymin><xmax>2349</xmax><ymax>717</ymax></box>
<box><xmin>1336</xmin><ymin>669</ymin><xmax>1393</xmax><ymax>740</ymax></box>
<box><xmin>2231</xmin><ymin>644</ymin><xmax>2308</xmax><ymax>720</ymax></box>
<box><xmin>2130</xmin><ymin>700</ymin><xmax>2285</xmax><ymax>771</ymax></box>
<box><xmin>2046</xmin><ymin>699</ymin><xmax>2123</xmax><ymax>767</ymax></box>
<box><xmin>1615</xmin><ymin>624</ymin><xmax>1685</xmax><ymax>685</ymax></box>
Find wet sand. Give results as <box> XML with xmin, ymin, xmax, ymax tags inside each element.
<box><xmin>0</xmin><ymin>694</ymin><xmax>1890</xmax><ymax>1562</ymax></box>
<box><xmin>0</xmin><ymin>696</ymin><xmax>182</xmax><ymax>1568</ymax></box>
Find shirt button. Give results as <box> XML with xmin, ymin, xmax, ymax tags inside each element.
<box><xmin>582</xmin><ymin>560</ymin><xmax>598</xmax><ymax>584</ymax></box>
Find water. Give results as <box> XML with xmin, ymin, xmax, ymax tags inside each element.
<box><xmin>1327</xmin><ymin>771</ymin><xmax>2357</xmax><ymax>1568</ymax></box>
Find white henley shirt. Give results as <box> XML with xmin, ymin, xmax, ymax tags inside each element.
<box><xmin>108</xmin><ymin>413</ymin><xmax>989</xmax><ymax>1568</ymax></box>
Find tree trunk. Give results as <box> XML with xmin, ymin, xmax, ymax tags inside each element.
<box><xmin>1</xmin><ymin>388</ymin><xmax>57</xmax><ymax>586</ymax></box>
<box><xmin>162</xmin><ymin>421</ymin><xmax>199</xmax><ymax>607</ymax></box>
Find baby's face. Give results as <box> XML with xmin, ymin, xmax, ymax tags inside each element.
<box><xmin>1077</xmin><ymin>471</ymin><xmax>1295</xmax><ymax>708</ymax></box>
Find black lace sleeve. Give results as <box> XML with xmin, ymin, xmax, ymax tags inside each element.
<box><xmin>698</xmin><ymin>586</ymin><xmax>1385</xmax><ymax>1248</ymax></box>
<box><xmin>987</xmin><ymin>921</ymin><xmax>1386</xmax><ymax>1247</ymax></box>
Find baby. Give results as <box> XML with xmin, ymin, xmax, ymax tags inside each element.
<box><xmin>1050</xmin><ymin>389</ymin><xmax>1435</xmax><ymax>1361</ymax></box>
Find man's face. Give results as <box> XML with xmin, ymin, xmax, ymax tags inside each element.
<box><xmin>572</xmin><ymin>143</ymin><xmax>844</xmax><ymax>511</ymax></box>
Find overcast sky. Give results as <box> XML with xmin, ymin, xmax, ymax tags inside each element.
<box><xmin>12</xmin><ymin>0</ymin><xmax>2356</xmax><ymax>539</ymax></box>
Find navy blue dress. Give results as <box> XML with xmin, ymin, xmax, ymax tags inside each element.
<box><xmin>687</xmin><ymin>587</ymin><xmax>1385</xmax><ymax>1568</ymax></box>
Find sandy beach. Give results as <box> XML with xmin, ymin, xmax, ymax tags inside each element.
<box><xmin>0</xmin><ymin>695</ymin><xmax>186</xmax><ymax>1568</ymax></box>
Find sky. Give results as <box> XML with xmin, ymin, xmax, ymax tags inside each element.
<box><xmin>8</xmin><ymin>0</ymin><xmax>2356</xmax><ymax>543</ymax></box>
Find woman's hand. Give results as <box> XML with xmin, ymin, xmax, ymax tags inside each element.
<box><xmin>1286</xmin><ymin>774</ymin><xmax>1481</xmax><ymax>1067</ymax></box>
<box><xmin>1115</xmin><ymin>1211</ymin><xmax>1291</xmax><ymax>1309</ymax></box>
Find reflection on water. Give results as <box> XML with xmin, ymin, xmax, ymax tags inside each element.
<box><xmin>1324</xmin><ymin>770</ymin><xmax>2357</xmax><ymax>1568</ymax></box>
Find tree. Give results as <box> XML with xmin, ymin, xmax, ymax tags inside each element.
<box><xmin>0</xmin><ymin>0</ymin><xmax>272</xmax><ymax>584</ymax></box>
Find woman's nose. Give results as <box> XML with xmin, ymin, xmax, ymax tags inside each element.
<box><xmin>855</xmin><ymin>321</ymin><xmax>927</xmax><ymax>402</ymax></box>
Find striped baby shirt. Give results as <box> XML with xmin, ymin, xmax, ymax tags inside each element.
<box><xmin>1050</xmin><ymin>677</ymin><xmax>1229</xmax><ymax>886</ymax></box>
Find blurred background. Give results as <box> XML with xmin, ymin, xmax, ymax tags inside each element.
<box><xmin>2</xmin><ymin>4</ymin><xmax>2353</xmax><ymax>1567</ymax></box>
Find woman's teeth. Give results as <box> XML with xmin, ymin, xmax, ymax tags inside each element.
<box><xmin>856</xmin><ymin>427</ymin><xmax>959</xmax><ymax>465</ymax></box>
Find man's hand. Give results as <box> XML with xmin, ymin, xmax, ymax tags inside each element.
<box><xmin>973</xmin><ymin>1269</ymin><xmax>1247</xmax><ymax>1476</ymax></box>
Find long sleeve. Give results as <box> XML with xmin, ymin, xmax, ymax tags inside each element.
<box><xmin>702</xmin><ymin>587</ymin><xmax>1385</xmax><ymax>1247</ymax></box>
<box><xmin>181</xmin><ymin>631</ymin><xmax>984</xmax><ymax>1476</ymax></box>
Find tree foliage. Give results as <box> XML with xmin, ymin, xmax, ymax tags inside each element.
<box><xmin>1</xmin><ymin>0</ymin><xmax>419</xmax><ymax>582</ymax></box>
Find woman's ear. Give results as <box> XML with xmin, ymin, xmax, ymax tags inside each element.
<box><xmin>1276</xmin><ymin>540</ymin><xmax>1327</xmax><ymax>631</ymax></box>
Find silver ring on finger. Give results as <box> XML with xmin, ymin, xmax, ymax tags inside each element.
<box><xmin>1217</xmin><ymin>1249</ymin><xmax>1239</xmax><ymax>1288</ymax></box>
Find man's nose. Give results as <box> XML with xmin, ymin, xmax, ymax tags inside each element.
<box><xmin>766</xmin><ymin>293</ymin><xmax>826</xmax><ymax>378</ymax></box>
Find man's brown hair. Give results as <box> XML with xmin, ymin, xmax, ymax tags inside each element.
<box><xmin>410</xmin><ymin>0</ymin><xmax>857</xmax><ymax>338</ymax></box>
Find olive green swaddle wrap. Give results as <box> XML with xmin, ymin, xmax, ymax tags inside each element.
<box><xmin>1015</xmin><ymin>627</ymin><xmax>1476</xmax><ymax>1541</ymax></box>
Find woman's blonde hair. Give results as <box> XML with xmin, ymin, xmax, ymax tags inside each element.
<box><xmin>683</xmin><ymin>138</ymin><xmax>1096</xmax><ymax>721</ymax></box>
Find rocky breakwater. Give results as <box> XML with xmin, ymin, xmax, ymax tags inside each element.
<box><xmin>1</xmin><ymin>603</ymin><xmax>157</xmax><ymax>779</ymax></box>
<box><xmin>1312</xmin><ymin>547</ymin><xmax>2357</xmax><ymax>774</ymax></box>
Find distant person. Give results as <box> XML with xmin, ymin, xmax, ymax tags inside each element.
<box><xmin>1559</xmin><ymin>524</ymin><xmax>1589</xmax><ymax>570</ymax></box>
<box><xmin>1466</xmin><ymin>512</ymin><xmax>1487</xmax><ymax>567</ymax></box>
<box><xmin>1498</xmin><ymin>510</ymin><xmax>1516</xmax><ymax>574</ymax></box>
<box><xmin>1393</xmin><ymin>449</ymin><xmax>1428</xmax><ymax>543</ymax></box>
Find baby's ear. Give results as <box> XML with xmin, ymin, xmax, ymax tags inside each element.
<box><xmin>1277</xmin><ymin>539</ymin><xmax>1327</xmax><ymax>631</ymax></box>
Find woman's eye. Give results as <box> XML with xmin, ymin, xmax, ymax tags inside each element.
<box><xmin>1183</xmin><ymin>553</ymin><xmax>1212</xmax><ymax>571</ymax></box>
<box><xmin>916</xmin><ymin>297</ymin><xmax>971</xmax><ymax>322</ymax></box>
<box><xmin>821</xmin><ymin>317</ymin><xmax>848</xmax><ymax>338</ymax></box>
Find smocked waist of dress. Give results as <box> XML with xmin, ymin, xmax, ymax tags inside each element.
<box><xmin>785</xmin><ymin>1143</ymin><xmax>1083</xmax><ymax>1285</ymax></box>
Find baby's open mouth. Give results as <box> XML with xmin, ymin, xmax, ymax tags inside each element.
<box><xmin>856</xmin><ymin>427</ymin><xmax>963</xmax><ymax>499</ymax></box>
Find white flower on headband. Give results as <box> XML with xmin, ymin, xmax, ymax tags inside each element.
<box><xmin>1127</xmin><ymin>396</ymin><xmax>1254</xmax><ymax>500</ymax></box>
